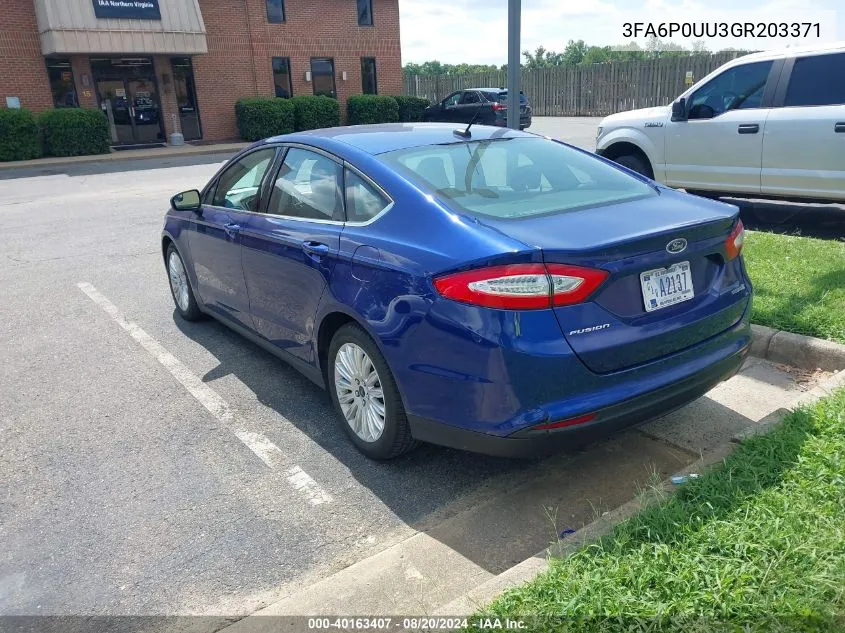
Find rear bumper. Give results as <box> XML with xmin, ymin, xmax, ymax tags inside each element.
<box><xmin>408</xmin><ymin>340</ymin><xmax>749</xmax><ymax>458</ymax></box>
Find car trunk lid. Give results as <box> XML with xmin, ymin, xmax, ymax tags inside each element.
<box><xmin>476</xmin><ymin>189</ymin><xmax>750</xmax><ymax>373</ymax></box>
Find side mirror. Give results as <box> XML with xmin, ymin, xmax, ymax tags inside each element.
<box><xmin>171</xmin><ymin>189</ymin><xmax>201</xmax><ymax>211</ymax></box>
<box><xmin>671</xmin><ymin>98</ymin><xmax>687</xmax><ymax>122</ymax></box>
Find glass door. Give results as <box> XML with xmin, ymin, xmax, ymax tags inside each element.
<box><xmin>171</xmin><ymin>57</ymin><xmax>202</xmax><ymax>140</ymax></box>
<box><xmin>126</xmin><ymin>78</ymin><xmax>162</xmax><ymax>144</ymax></box>
<box><xmin>96</xmin><ymin>78</ymin><xmax>135</xmax><ymax>145</ymax></box>
<box><xmin>93</xmin><ymin>57</ymin><xmax>165</xmax><ymax>147</ymax></box>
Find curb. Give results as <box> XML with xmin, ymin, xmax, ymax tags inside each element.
<box><xmin>435</xmin><ymin>367</ymin><xmax>845</xmax><ymax>617</ymax></box>
<box><xmin>0</xmin><ymin>143</ymin><xmax>248</xmax><ymax>171</ymax></box>
<box><xmin>750</xmin><ymin>324</ymin><xmax>845</xmax><ymax>372</ymax></box>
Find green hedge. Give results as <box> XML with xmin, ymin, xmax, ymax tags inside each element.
<box><xmin>0</xmin><ymin>109</ymin><xmax>42</xmax><ymax>162</ymax></box>
<box><xmin>393</xmin><ymin>95</ymin><xmax>430</xmax><ymax>122</ymax></box>
<box><xmin>290</xmin><ymin>95</ymin><xmax>341</xmax><ymax>131</ymax></box>
<box><xmin>39</xmin><ymin>108</ymin><xmax>110</xmax><ymax>157</ymax></box>
<box><xmin>347</xmin><ymin>95</ymin><xmax>400</xmax><ymax>125</ymax></box>
<box><xmin>235</xmin><ymin>97</ymin><xmax>296</xmax><ymax>141</ymax></box>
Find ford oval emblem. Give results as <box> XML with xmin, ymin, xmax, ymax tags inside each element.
<box><xmin>666</xmin><ymin>238</ymin><xmax>687</xmax><ymax>254</ymax></box>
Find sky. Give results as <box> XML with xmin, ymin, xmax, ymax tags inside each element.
<box><xmin>398</xmin><ymin>0</ymin><xmax>843</xmax><ymax>65</ymax></box>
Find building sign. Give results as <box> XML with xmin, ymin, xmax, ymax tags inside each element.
<box><xmin>92</xmin><ymin>0</ymin><xmax>161</xmax><ymax>20</ymax></box>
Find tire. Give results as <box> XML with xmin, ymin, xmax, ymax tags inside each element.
<box><xmin>166</xmin><ymin>244</ymin><xmax>204</xmax><ymax>321</ymax></box>
<box><xmin>614</xmin><ymin>153</ymin><xmax>652</xmax><ymax>178</ymax></box>
<box><xmin>327</xmin><ymin>323</ymin><xmax>418</xmax><ymax>460</ymax></box>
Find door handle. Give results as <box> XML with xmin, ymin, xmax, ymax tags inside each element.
<box><xmin>737</xmin><ymin>124</ymin><xmax>759</xmax><ymax>134</ymax></box>
<box><xmin>835</xmin><ymin>122</ymin><xmax>845</xmax><ymax>133</ymax></box>
<box><xmin>223</xmin><ymin>222</ymin><xmax>240</xmax><ymax>239</ymax></box>
<box><xmin>301</xmin><ymin>241</ymin><xmax>329</xmax><ymax>257</ymax></box>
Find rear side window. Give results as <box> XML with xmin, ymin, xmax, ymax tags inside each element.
<box><xmin>345</xmin><ymin>169</ymin><xmax>390</xmax><ymax>222</ymax></box>
<box><xmin>784</xmin><ymin>53</ymin><xmax>845</xmax><ymax>107</ymax></box>
<box><xmin>460</xmin><ymin>91</ymin><xmax>481</xmax><ymax>104</ymax></box>
<box><xmin>379</xmin><ymin>137</ymin><xmax>655</xmax><ymax>220</ymax></box>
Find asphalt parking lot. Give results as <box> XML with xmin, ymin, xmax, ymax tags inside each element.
<box><xmin>0</xmin><ymin>119</ymin><xmax>835</xmax><ymax>622</ymax></box>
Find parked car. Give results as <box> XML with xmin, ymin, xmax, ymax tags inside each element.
<box><xmin>163</xmin><ymin>123</ymin><xmax>751</xmax><ymax>460</ymax></box>
<box><xmin>596</xmin><ymin>42</ymin><xmax>845</xmax><ymax>202</ymax></box>
<box><xmin>422</xmin><ymin>88</ymin><xmax>532</xmax><ymax>129</ymax></box>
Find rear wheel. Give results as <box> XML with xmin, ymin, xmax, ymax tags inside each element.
<box><xmin>328</xmin><ymin>323</ymin><xmax>418</xmax><ymax>460</ymax></box>
<box><xmin>614</xmin><ymin>153</ymin><xmax>652</xmax><ymax>178</ymax></box>
<box><xmin>166</xmin><ymin>244</ymin><xmax>203</xmax><ymax>321</ymax></box>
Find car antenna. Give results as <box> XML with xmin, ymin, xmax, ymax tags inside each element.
<box><xmin>453</xmin><ymin>110</ymin><xmax>482</xmax><ymax>139</ymax></box>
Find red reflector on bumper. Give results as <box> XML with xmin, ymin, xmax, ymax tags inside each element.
<box><xmin>531</xmin><ymin>413</ymin><xmax>596</xmax><ymax>431</ymax></box>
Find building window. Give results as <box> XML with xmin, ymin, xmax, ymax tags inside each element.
<box><xmin>361</xmin><ymin>58</ymin><xmax>377</xmax><ymax>94</ymax></box>
<box><xmin>45</xmin><ymin>58</ymin><xmax>78</xmax><ymax>108</ymax></box>
<box><xmin>310</xmin><ymin>58</ymin><xmax>336</xmax><ymax>98</ymax></box>
<box><xmin>272</xmin><ymin>57</ymin><xmax>293</xmax><ymax>98</ymax></box>
<box><xmin>357</xmin><ymin>0</ymin><xmax>373</xmax><ymax>26</ymax></box>
<box><xmin>266</xmin><ymin>0</ymin><xmax>285</xmax><ymax>23</ymax></box>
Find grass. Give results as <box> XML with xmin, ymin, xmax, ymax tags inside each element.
<box><xmin>475</xmin><ymin>388</ymin><xmax>845</xmax><ymax>632</ymax></box>
<box><xmin>743</xmin><ymin>231</ymin><xmax>845</xmax><ymax>344</ymax></box>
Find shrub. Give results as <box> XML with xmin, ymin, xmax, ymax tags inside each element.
<box><xmin>39</xmin><ymin>108</ymin><xmax>110</xmax><ymax>157</ymax></box>
<box><xmin>0</xmin><ymin>109</ymin><xmax>41</xmax><ymax>162</ymax></box>
<box><xmin>290</xmin><ymin>95</ymin><xmax>341</xmax><ymax>131</ymax></box>
<box><xmin>235</xmin><ymin>97</ymin><xmax>296</xmax><ymax>141</ymax></box>
<box><xmin>346</xmin><ymin>95</ymin><xmax>400</xmax><ymax>125</ymax></box>
<box><xmin>393</xmin><ymin>96</ymin><xmax>430</xmax><ymax>122</ymax></box>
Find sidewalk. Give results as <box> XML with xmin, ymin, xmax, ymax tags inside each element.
<box><xmin>0</xmin><ymin>141</ymin><xmax>250</xmax><ymax>171</ymax></box>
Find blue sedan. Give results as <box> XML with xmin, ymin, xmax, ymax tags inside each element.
<box><xmin>162</xmin><ymin>123</ymin><xmax>752</xmax><ymax>460</ymax></box>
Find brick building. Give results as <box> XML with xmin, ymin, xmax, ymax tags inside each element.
<box><xmin>0</xmin><ymin>0</ymin><xmax>402</xmax><ymax>146</ymax></box>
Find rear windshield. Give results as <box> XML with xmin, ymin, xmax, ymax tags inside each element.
<box><xmin>483</xmin><ymin>91</ymin><xmax>528</xmax><ymax>103</ymax></box>
<box><xmin>377</xmin><ymin>137</ymin><xmax>655</xmax><ymax>220</ymax></box>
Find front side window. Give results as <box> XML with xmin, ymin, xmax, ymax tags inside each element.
<box><xmin>266</xmin><ymin>0</ymin><xmax>285</xmax><ymax>23</ymax></box>
<box><xmin>688</xmin><ymin>60</ymin><xmax>773</xmax><ymax>119</ymax></box>
<box><xmin>785</xmin><ymin>53</ymin><xmax>845</xmax><ymax>107</ymax></box>
<box><xmin>267</xmin><ymin>148</ymin><xmax>343</xmax><ymax>221</ymax></box>
<box><xmin>442</xmin><ymin>92</ymin><xmax>460</xmax><ymax>107</ymax></box>
<box><xmin>311</xmin><ymin>58</ymin><xmax>336</xmax><ymax>98</ymax></box>
<box><xmin>45</xmin><ymin>58</ymin><xmax>78</xmax><ymax>108</ymax></box>
<box><xmin>212</xmin><ymin>148</ymin><xmax>276</xmax><ymax>211</ymax></box>
<box><xmin>272</xmin><ymin>57</ymin><xmax>293</xmax><ymax>98</ymax></box>
<box><xmin>378</xmin><ymin>137</ymin><xmax>655</xmax><ymax>220</ymax></box>
<box><xmin>345</xmin><ymin>169</ymin><xmax>390</xmax><ymax>222</ymax></box>
<box><xmin>357</xmin><ymin>0</ymin><xmax>373</xmax><ymax>26</ymax></box>
<box><xmin>361</xmin><ymin>57</ymin><xmax>377</xmax><ymax>95</ymax></box>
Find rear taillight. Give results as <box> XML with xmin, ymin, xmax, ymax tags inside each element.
<box><xmin>725</xmin><ymin>219</ymin><xmax>745</xmax><ymax>261</ymax></box>
<box><xmin>491</xmin><ymin>102</ymin><xmax>506</xmax><ymax>111</ymax></box>
<box><xmin>433</xmin><ymin>263</ymin><xmax>608</xmax><ymax>310</ymax></box>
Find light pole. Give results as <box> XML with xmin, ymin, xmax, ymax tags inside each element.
<box><xmin>506</xmin><ymin>0</ymin><xmax>521</xmax><ymax>129</ymax></box>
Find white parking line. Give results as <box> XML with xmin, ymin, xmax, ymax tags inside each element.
<box><xmin>76</xmin><ymin>281</ymin><xmax>333</xmax><ymax>505</ymax></box>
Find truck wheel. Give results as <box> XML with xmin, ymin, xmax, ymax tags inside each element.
<box><xmin>615</xmin><ymin>154</ymin><xmax>652</xmax><ymax>178</ymax></box>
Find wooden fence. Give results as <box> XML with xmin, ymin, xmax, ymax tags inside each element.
<box><xmin>403</xmin><ymin>52</ymin><xmax>749</xmax><ymax>116</ymax></box>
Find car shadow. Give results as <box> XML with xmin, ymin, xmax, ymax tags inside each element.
<box><xmin>730</xmin><ymin>197</ymin><xmax>845</xmax><ymax>240</ymax></box>
<box><xmin>170</xmin><ymin>310</ymin><xmax>775</xmax><ymax>575</ymax></box>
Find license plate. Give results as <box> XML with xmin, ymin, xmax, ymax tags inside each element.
<box><xmin>640</xmin><ymin>261</ymin><xmax>694</xmax><ymax>312</ymax></box>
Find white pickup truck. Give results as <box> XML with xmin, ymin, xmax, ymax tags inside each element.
<box><xmin>596</xmin><ymin>42</ymin><xmax>845</xmax><ymax>202</ymax></box>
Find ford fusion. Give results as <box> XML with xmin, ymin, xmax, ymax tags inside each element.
<box><xmin>162</xmin><ymin>123</ymin><xmax>751</xmax><ymax>460</ymax></box>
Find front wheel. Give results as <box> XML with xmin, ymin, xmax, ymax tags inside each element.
<box><xmin>328</xmin><ymin>323</ymin><xmax>418</xmax><ymax>460</ymax></box>
<box><xmin>166</xmin><ymin>244</ymin><xmax>203</xmax><ymax>321</ymax></box>
<box><xmin>614</xmin><ymin>154</ymin><xmax>652</xmax><ymax>178</ymax></box>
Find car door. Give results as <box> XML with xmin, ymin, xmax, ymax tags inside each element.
<box><xmin>438</xmin><ymin>91</ymin><xmax>462</xmax><ymax>123</ymax></box>
<box><xmin>240</xmin><ymin>146</ymin><xmax>345</xmax><ymax>365</ymax></box>
<box><xmin>456</xmin><ymin>90</ymin><xmax>483</xmax><ymax>124</ymax></box>
<box><xmin>665</xmin><ymin>60</ymin><xmax>777</xmax><ymax>193</ymax></box>
<box><xmin>761</xmin><ymin>51</ymin><xmax>845</xmax><ymax>200</ymax></box>
<box><xmin>191</xmin><ymin>146</ymin><xmax>278</xmax><ymax>328</ymax></box>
